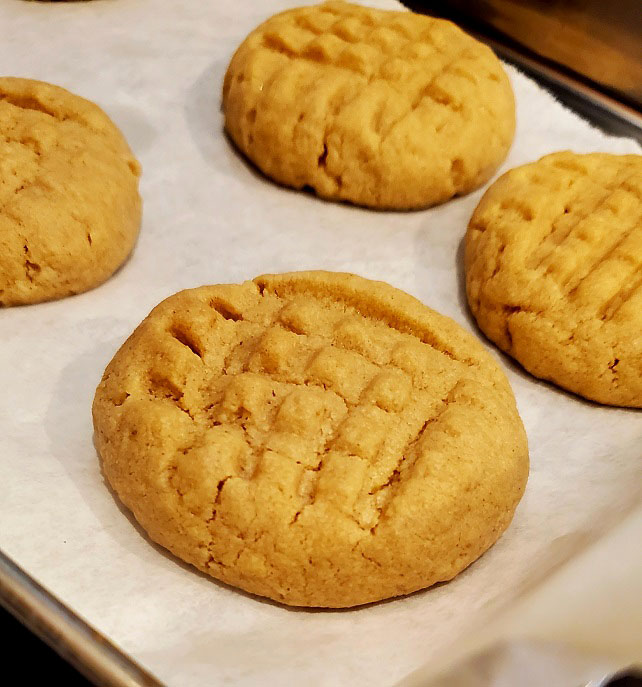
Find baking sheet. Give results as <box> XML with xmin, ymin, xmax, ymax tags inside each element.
<box><xmin>1</xmin><ymin>1</ymin><xmax>641</xmax><ymax>686</ymax></box>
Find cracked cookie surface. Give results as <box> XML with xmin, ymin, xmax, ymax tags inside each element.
<box><xmin>93</xmin><ymin>271</ymin><xmax>528</xmax><ymax>607</ymax></box>
<box><xmin>222</xmin><ymin>1</ymin><xmax>515</xmax><ymax>209</ymax></box>
<box><xmin>0</xmin><ymin>77</ymin><xmax>141</xmax><ymax>306</ymax></box>
<box><xmin>465</xmin><ymin>151</ymin><xmax>642</xmax><ymax>407</ymax></box>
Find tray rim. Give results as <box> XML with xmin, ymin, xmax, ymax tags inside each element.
<box><xmin>0</xmin><ymin>549</ymin><xmax>163</xmax><ymax>687</ymax></box>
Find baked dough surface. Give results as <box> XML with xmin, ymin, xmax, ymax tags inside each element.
<box><xmin>94</xmin><ymin>271</ymin><xmax>528</xmax><ymax>607</ymax></box>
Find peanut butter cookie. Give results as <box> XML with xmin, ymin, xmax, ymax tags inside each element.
<box><xmin>0</xmin><ymin>77</ymin><xmax>142</xmax><ymax>306</ymax></box>
<box><xmin>466</xmin><ymin>151</ymin><xmax>642</xmax><ymax>407</ymax></box>
<box><xmin>223</xmin><ymin>2</ymin><xmax>515</xmax><ymax>209</ymax></box>
<box><xmin>93</xmin><ymin>271</ymin><xmax>528</xmax><ymax>607</ymax></box>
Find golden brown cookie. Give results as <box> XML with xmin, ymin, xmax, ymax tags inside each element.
<box><xmin>465</xmin><ymin>151</ymin><xmax>642</xmax><ymax>407</ymax></box>
<box><xmin>222</xmin><ymin>1</ymin><xmax>515</xmax><ymax>210</ymax></box>
<box><xmin>0</xmin><ymin>77</ymin><xmax>142</xmax><ymax>306</ymax></box>
<box><xmin>93</xmin><ymin>271</ymin><xmax>528</xmax><ymax>607</ymax></box>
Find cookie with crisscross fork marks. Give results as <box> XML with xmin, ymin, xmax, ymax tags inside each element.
<box><xmin>222</xmin><ymin>2</ymin><xmax>515</xmax><ymax>209</ymax></box>
<box><xmin>0</xmin><ymin>78</ymin><xmax>141</xmax><ymax>306</ymax></box>
<box><xmin>93</xmin><ymin>271</ymin><xmax>528</xmax><ymax>607</ymax></box>
<box><xmin>466</xmin><ymin>152</ymin><xmax>642</xmax><ymax>407</ymax></box>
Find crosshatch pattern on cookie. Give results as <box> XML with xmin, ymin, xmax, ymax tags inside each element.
<box><xmin>109</xmin><ymin>280</ymin><xmax>481</xmax><ymax>530</ymax></box>
<box><xmin>223</xmin><ymin>2</ymin><xmax>515</xmax><ymax>209</ymax></box>
<box><xmin>94</xmin><ymin>273</ymin><xmax>528</xmax><ymax>607</ymax></box>
<box><xmin>466</xmin><ymin>152</ymin><xmax>642</xmax><ymax>407</ymax></box>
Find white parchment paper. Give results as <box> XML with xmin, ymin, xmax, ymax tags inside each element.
<box><xmin>1</xmin><ymin>1</ymin><xmax>640</xmax><ymax>686</ymax></box>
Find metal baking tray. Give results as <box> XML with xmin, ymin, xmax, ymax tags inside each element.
<box><xmin>0</xmin><ymin>551</ymin><xmax>160</xmax><ymax>686</ymax></box>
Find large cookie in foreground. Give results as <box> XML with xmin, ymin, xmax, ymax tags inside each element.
<box><xmin>93</xmin><ymin>271</ymin><xmax>528</xmax><ymax>607</ymax></box>
<box><xmin>0</xmin><ymin>77</ymin><xmax>141</xmax><ymax>306</ymax></box>
<box><xmin>465</xmin><ymin>151</ymin><xmax>642</xmax><ymax>407</ymax></box>
<box><xmin>223</xmin><ymin>1</ymin><xmax>515</xmax><ymax>210</ymax></box>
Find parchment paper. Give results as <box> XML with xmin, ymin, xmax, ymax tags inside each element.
<box><xmin>1</xmin><ymin>1</ymin><xmax>640</xmax><ymax>686</ymax></box>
